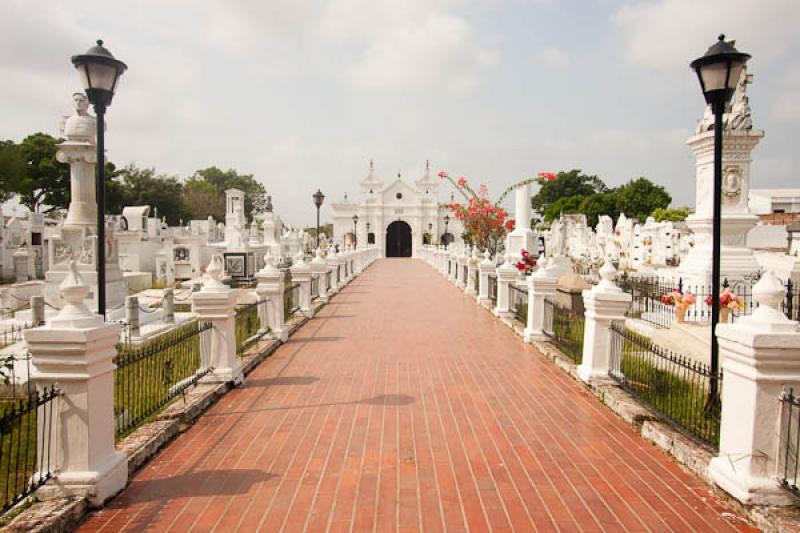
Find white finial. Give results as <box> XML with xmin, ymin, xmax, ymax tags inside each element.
<box><xmin>593</xmin><ymin>258</ymin><xmax>622</xmax><ymax>293</ymax></box>
<box><xmin>60</xmin><ymin>259</ymin><xmax>90</xmax><ymax>308</ymax></box>
<box><xmin>740</xmin><ymin>271</ymin><xmax>798</xmax><ymax>332</ymax></box>
<box><xmin>49</xmin><ymin>258</ymin><xmax>100</xmax><ymax>327</ymax></box>
<box><xmin>204</xmin><ymin>254</ymin><xmax>226</xmax><ymax>289</ymax></box>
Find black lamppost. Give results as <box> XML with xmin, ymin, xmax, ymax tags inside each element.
<box><xmin>352</xmin><ymin>214</ymin><xmax>359</xmax><ymax>247</ymax></box>
<box><xmin>313</xmin><ymin>189</ymin><xmax>325</xmax><ymax>248</ymax></box>
<box><xmin>366</xmin><ymin>222</ymin><xmax>371</xmax><ymax>244</ymax></box>
<box><xmin>443</xmin><ymin>215</ymin><xmax>450</xmax><ymax>249</ymax></box>
<box><xmin>428</xmin><ymin>222</ymin><xmax>433</xmax><ymax>245</ymax></box>
<box><xmin>71</xmin><ymin>40</ymin><xmax>127</xmax><ymax>317</ymax></box>
<box><xmin>690</xmin><ymin>34</ymin><xmax>750</xmax><ymax>402</ymax></box>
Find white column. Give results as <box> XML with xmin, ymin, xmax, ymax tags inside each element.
<box><xmin>576</xmin><ymin>261</ymin><xmax>631</xmax><ymax>384</ymax></box>
<box><xmin>506</xmin><ymin>183</ymin><xmax>536</xmax><ymax>261</ymax></box>
<box><xmin>311</xmin><ymin>249</ymin><xmax>330</xmax><ymax>303</ymax></box>
<box><xmin>255</xmin><ymin>249</ymin><xmax>288</xmax><ymax>342</ymax></box>
<box><xmin>524</xmin><ymin>264</ymin><xmax>559</xmax><ymax>342</ymax></box>
<box><xmin>478</xmin><ymin>251</ymin><xmax>494</xmax><ymax>305</ymax></box>
<box><xmin>466</xmin><ymin>247</ymin><xmax>479</xmax><ymax>296</ymax></box>
<box><xmin>709</xmin><ymin>272</ymin><xmax>800</xmax><ymax>506</ymax></box>
<box><xmin>290</xmin><ymin>251</ymin><xmax>314</xmax><ymax>317</ymax></box>
<box><xmin>494</xmin><ymin>253</ymin><xmax>518</xmax><ymax>317</ymax></box>
<box><xmin>192</xmin><ymin>254</ymin><xmax>243</xmax><ymax>385</ymax></box>
<box><xmin>26</xmin><ymin>261</ymin><xmax>127</xmax><ymax>505</ymax></box>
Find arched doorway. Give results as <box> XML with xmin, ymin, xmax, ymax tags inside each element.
<box><xmin>386</xmin><ymin>221</ymin><xmax>412</xmax><ymax>257</ymax></box>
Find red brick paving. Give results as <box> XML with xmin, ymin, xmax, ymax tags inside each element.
<box><xmin>80</xmin><ymin>259</ymin><xmax>755</xmax><ymax>532</ymax></box>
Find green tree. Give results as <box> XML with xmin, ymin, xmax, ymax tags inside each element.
<box><xmin>182</xmin><ymin>177</ymin><xmax>225</xmax><ymax>221</ymax></box>
<box><xmin>543</xmin><ymin>195</ymin><xmax>585</xmax><ymax>222</ymax></box>
<box><xmin>113</xmin><ymin>164</ymin><xmax>189</xmax><ymax>225</ymax></box>
<box><xmin>579</xmin><ymin>193</ymin><xmax>619</xmax><ymax>227</ymax></box>
<box><xmin>531</xmin><ymin>169</ymin><xmax>607</xmax><ymax>215</ymax></box>
<box><xmin>187</xmin><ymin>167</ymin><xmax>267</xmax><ymax>220</ymax></box>
<box><xmin>614</xmin><ymin>177</ymin><xmax>672</xmax><ymax>222</ymax></box>
<box><xmin>652</xmin><ymin>207</ymin><xmax>691</xmax><ymax>222</ymax></box>
<box><xmin>16</xmin><ymin>133</ymin><xmax>70</xmax><ymax>212</ymax></box>
<box><xmin>0</xmin><ymin>141</ymin><xmax>25</xmax><ymax>203</ymax></box>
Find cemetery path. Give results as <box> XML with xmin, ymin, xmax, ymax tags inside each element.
<box><xmin>80</xmin><ymin>259</ymin><xmax>754</xmax><ymax>532</ymax></box>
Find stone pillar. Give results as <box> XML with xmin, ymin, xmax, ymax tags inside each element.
<box><xmin>163</xmin><ymin>288</ymin><xmax>175</xmax><ymax>324</ymax></box>
<box><xmin>576</xmin><ymin>262</ymin><xmax>631</xmax><ymax>384</ymax></box>
<box><xmin>125</xmin><ymin>296</ymin><xmax>140</xmax><ymax>338</ymax></box>
<box><xmin>709</xmin><ymin>272</ymin><xmax>800</xmax><ymax>506</ymax></box>
<box><xmin>191</xmin><ymin>254</ymin><xmax>243</xmax><ymax>385</ymax></box>
<box><xmin>456</xmin><ymin>248</ymin><xmax>467</xmax><ymax>289</ymax></box>
<box><xmin>506</xmin><ymin>182</ymin><xmax>536</xmax><ymax>261</ymax></box>
<box><xmin>30</xmin><ymin>295</ymin><xmax>45</xmax><ymax>327</ymax></box>
<box><xmin>26</xmin><ymin>260</ymin><xmax>127</xmax><ymax>505</ymax></box>
<box><xmin>311</xmin><ymin>249</ymin><xmax>330</xmax><ymax>303</ymax></box>
<box><xmin>255</xmin><ymin>250</ymin><xmax>287</xmax><ymax>342</ymax></box>
<box><xmin>466</xmin><ymin>248</ymin><xmax>479</xmax><ymax>296</ymax></box>
<box><xmin>523</xmin><ymin>263</ymin><xmax>559</xmax><ymax>342</ymax></box>
<box><xmin>326</xmin><ymin>249</ymin><xmax>341</xmax><ymax>294</ymax></box>
<box><xmin>494</xmin><ymin>254</ymin><xmax>518</xmax><ymax>318</ymax></box>
<box><xmin>478</xmin><ymin>251</ymin><xmax>494</xmax><ymax>305</ymax></box>
<box><xmin>13</xmin><ymin>249</ymin><xmax>29</xmax><ymax>282</ymax></box>
<box><xmin>290</xmin><ymin>251</ymin><xmax>313</xmax><ymax>317</ymax></box>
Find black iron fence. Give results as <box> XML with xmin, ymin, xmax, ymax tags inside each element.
<box><xmin>784</xmin><ymin>279</ymin><xmax>799</xmax><ymax>321</ymax></box>
<box><xmin>284</xmin><ymin>283</ymin><xmax>301</xmax><ymax>318</ymax></box>
<box><xmin>447</xmin><ymin>260</ymin><xmax>452</xmax><ymax>277</ymax></box>
<box><xmin>114</xmin><ymin>321</ymin><xmax>213</xmax><ymax>440</ymax></box>
<box><xmin>609</xmin><ymin>324</ymin><xmax>722</xmax><ymax>447</ymax></box>
<box><xmin>543</xmin><ymin>298</ymin><xmax>585</xmax><ymax>363</ymax></box>
<box><xmin>0</xmin><ymin>323</ymin><xmax>32</xmax><ymax>350</ymax></box>
<box><xmin>488</xmin><ymin>274</ymin><xmax>498</xmax><ymax>306</ymax></box>
<box><xmin>0</xmin><ymin>384</ymin><xmax>60</xmax><ymax>513</ymax></box>
<box><xmin>235</xmin><ymin>300</ymin><xmax>268</xmax><ymax>356</ymax></box>
<box><xmin>780</xmin><ymin>387</ymin><xmax>800</xmax><ymax>493</ymax></box>
<box><xmin>325</xmin><ymin>270</ymin><xmax>332</xmax><ymax>293</ymax></box>
<box><xmin>311</xmin><ymin>275</ymin><xmax>320</xmax><ymax>300</ymax></box>
<box><xmin>472</xmin><ymin>268</ymin><xmax>479</xmax><ymax>293</ymax></box>
<box><xmin>509</xmin><ymin>282</ymin><xmax>528</xmax><ymax>324</ymax></box>
<box><xmin>462</xmin><ymin>265</ymin><xmax>468</xmax><ymax>285</ymax></box>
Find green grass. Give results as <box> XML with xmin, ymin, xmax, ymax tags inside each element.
<box><xmin>549</xmin><ymin>307</ymin><xmax>585</xmax><ymax>364</ymax></box>
<box><xmin>0</xmin><ymin>398</ymin><xmax>40</xmax><ymax>513</ymax></box>
<box><xmin>235</xmin><ymin>304</ymin><xmax>262</xmax><ymax>356</ymax></box>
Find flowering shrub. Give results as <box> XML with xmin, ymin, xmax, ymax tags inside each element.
<box><xmin>515</xmin><ymin>249</ymin><xmax>537</xmax><ymax>275</ymax></box>
<box><xmin>660</xmin><ymin>289</ymin><xmax>696</xmax><ymax>308</ymax></box>
<box><xmin>704</xmin><ymin>288</ymin><xmax>743</xmax><ymax>310</ymax></box>
<box><xmin>538</xmin><ymin>172</ymin><xmax>557</xmax><ymax>182</ymax></box>
<box><xmin>438</xmin><ymin>170</ymin><xmax>541</xmax><ymax>255</ymax></box>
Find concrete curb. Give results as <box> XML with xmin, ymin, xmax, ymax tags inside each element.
<box><xmin>2</xmin><ymin>271</ymin><xmax>360</xmax><ymax>533</ymax></box>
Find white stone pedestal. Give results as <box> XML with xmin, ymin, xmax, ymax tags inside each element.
<box><xmin>524</xmin><ymin>267</ymin><xmax>558</xmax><ymax>343</ymax></box>
<box><xmin>255</xmin><ymin>251</ymin><xmax>287</xmax><ymax>342</ymax></box>
<box><xmin>494</xmin><ymin>255</ymin><xmax>517</xmax><ymax>318</ymax></box>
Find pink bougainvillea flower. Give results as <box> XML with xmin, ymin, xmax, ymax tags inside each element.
<box><xmin>457</xmin><ymin>177</ymin><xmax>468</xmax><ymax>187</ymax></box>
<box><xmin>437</xmin><ymin>170</ymin><xmax>449</xmax><ymax>178</ymax></box>
<box><xmin>538</xmin><ymin>172</ymin><xmax>557</xmax><ymax>182</ymax></box>
<box><xmin>505</xmin><ymin>219</ymin><xmax>515</xmax><ymax>231</ymax></box>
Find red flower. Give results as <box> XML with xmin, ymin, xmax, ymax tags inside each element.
<box><xmin>538</xmin><ymin>172</ymin><xmax>557</xmax><ymax>182</ymax></box>
<box><xmin>457</xmin><ymin>177</ymin><xmax>468</xmax><ymax>187</ymax></box>
<box><xmin>437</xmin><ymin>170</ymin><xmax>449</xmax><ymax>178</ymax></box>
<box><xmin>505</xmin><ymin>220</ymin><xmax>515</xmax><ymax>231</ymax></box>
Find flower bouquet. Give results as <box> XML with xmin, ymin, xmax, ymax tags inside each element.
<box><xmin>515</xmin><ymin>249</ymin><xmax>537</xmax><ymax>275</ymax></box>
<box><xmin>660</xmin><ymin>289</ymin><xmax>696</xmax><ymax>323</ymax></box>
<box><xmin>704</xmin><ymin>288</ymin><xmax>743</xmax><ymax>323</ymax></box>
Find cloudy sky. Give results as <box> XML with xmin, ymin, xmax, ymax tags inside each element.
<box><xmin>1</xmin><ymin>0</ymin><xmax>798</xmax><ymax>226</ymax></box>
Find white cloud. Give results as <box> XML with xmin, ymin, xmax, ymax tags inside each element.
<box><xmin>539</xmin><ymin>45</ymin><xmax>569</xmax><ymax>68</ymax></box>
<box><xmin>348</xmin><ymin>11</ymin><xmax>497</xmax><ymax>90</ymax></box>
<box><xmin>612</xmin><ymin>0</ymin><xmax>800</xmax><ymax>70</ymax></box>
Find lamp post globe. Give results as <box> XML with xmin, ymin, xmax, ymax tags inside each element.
<box><xmin>690</xmin><ymin>34</ymin><xmax>750</xmax><ymax>405</ymax></box>
<box><xmin>313</xmin><ymin>189</ymin><xmax>325</xmax><ymax>248</ymax></box>
<box><xmin>71</xmin><ymin>39</ymin><xmax>127</xmax><ymax>317</ymax></box>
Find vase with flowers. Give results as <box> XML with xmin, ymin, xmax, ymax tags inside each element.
<box><xmin>704</xmin><ymin>288</ymin><xmax>743</xmax><ymax>323</ymax></box>
<box><xmin>660</xmin><ymin>289</ymin><xmax>696</xmax><ymax>323</ymax></box>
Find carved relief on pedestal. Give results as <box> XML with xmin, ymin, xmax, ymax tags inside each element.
<box><xmin>722</xmin><ymin>166</ymin><xmax>743</xmax><ymax>207</ymax></box>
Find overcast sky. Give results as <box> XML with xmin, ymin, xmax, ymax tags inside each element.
<box><xmin>1</xmin><ymin>0</ymin><xmax>798</xmax><ymax>227</ymax></box>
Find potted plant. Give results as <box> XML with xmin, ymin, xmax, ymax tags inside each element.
<box><xmin>660</xmin><ymin>289</ymin><xmax>696</xmax><ymax>323</ymax></box>
<box><xmin>704</xmin><ymin>288</ymin><xmax>743</xmax><ymax>323</ymax></box>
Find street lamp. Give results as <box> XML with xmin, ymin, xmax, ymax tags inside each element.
<box><xmin>313</xmin><ymin>189</ymin><xmax>325</xmax><ymax>248</ymax></box>
<box><xmin>443</xmin><ymin>214</ymin><xmax>450</xmax><ymax>249</ymax></box>
<box><xmin>71</xmin><ymin>39</ymin><xmax>127</xmax><ymax>317</ymax></box>
<box><xmin>690</xmin><ymin>34</ymin><xmax>750</xmax><ymax>403</ymax></box>
<box><xmin>352</xmin><ymin>214</ymin><xmax>359</xmax><ymax>248</ymax></box>
<box><xmin>428</xmin><ymin>222</ymin><xmax>433</xmax><ymax>245</ymax></box>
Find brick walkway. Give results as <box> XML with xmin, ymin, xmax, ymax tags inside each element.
<box><xmin>80</xmin><ymin>259</ymin><xmax>753</xmax><ymax>532</ymax></box>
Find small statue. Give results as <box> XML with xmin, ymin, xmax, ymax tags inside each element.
<box><xmin>60</xmin><ymin>93</ymin><xmax>97</xmax><ymax>143</ymax></box>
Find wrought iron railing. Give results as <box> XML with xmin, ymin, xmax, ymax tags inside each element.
<box><xmin>472</xmin><ymin>268</ymin><xmax>479</xmax><ymax>293</ymax></box>
<box><xmin>325</xmin><ymin>270</ymin><xmax>332</xmax><ymax>292</ymax></box>
<box><xmin>488</xmin><ymin>274</ymin><xmax>498</xmax><ymax>305</ymax></box>
<box><xmin>284</xmin><ymin>283</ymin><xmax>301</xmax><ymax>318</ymax></box>
<box><xmin>447</xmin><ymin>260</ymin><xmax>452</xmax><ymax>276</ymax></box>
<box><xmin>311</xmin><ymin>275</ymin><xmax>320</xmax><ymax>300</ymax></box>
<box><xmin>235</xmin><ymin>300</ymin><xmax>268</xmax><ymax>356</ymax></box>
<box><xmin>114</xmin><ymin>321</ymin><xmax>213</xmax><ymax>439</ymax></box>
<box><xmin>509</xmin><ymin>282</ymin><xmax>528</xmax><ymax>323</ymax></box>
<box><xmin>543</xmin><ymin>298</ymin><xmax>584</xmax><ymax>363</ymax></box>
<box><xmin>0</xmin><ymin>384</ymin><xmax>60</xmax><ymax>513</ymax></box>
<box><xmin>780</xmin><ymin>387</ymin><xmax>800</xmax><ymax>493</ymax></box>
<box><xmin>784</xmin><ymin>279</ymin><xmax>799</xmax><ymax>321</ymax></box>
<box><xmin>609</xmin><ymin>323</ymin><xmax>722</xmax><ymax>448</ymax></box>
<box><xmin>462</xmin><ymin>265</ymin><xmax>468</xmax><ymax>285</ymax></box>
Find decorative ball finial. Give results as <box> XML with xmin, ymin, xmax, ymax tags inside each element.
<box><xmin>752</xmin><ymin>271</ymin><xmax>785</xmax><ymax>311</ymax></box>
<box><xmin>718</xmin><ymin>34</ymin><xmax>725</xmax><ymax>42</ymax></box>
<box><xmin>97</xmin><ymin>39</ymin><xmax>104</xmax><ymax>46</ymax></box>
